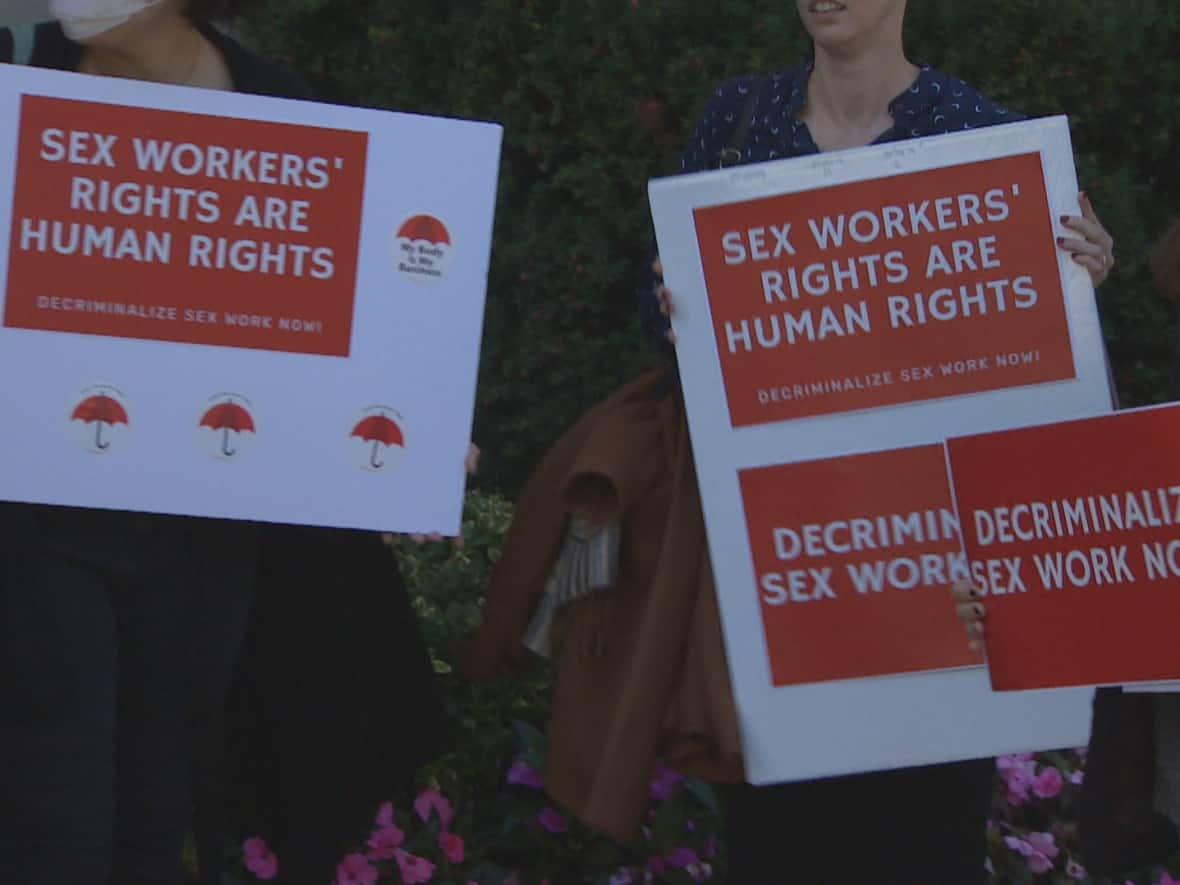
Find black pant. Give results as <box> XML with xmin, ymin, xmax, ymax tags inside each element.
<box><xmin>720</xmin><ymin>759</ymin><xmax>994</xmax><ymax>885</ymax></box>
<box><xmin>0</xmin><ymin>523</ymin><xmax>254</xmax><ymax>885</ymax></box>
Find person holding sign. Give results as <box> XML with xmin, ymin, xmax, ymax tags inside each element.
<box><xmin>0</xmin><ymin>4</ymin><xmax>448</xmax><ymax>885</ymax></box>
<box><xmin>464</xmin><ymin>0</ymin><xmax>1119</xmax><ymax>876</ymax></box>
<box><xmin>640</xmin><ymin>2</ymin><xmax>1115</xmax><ymax>884</ymax></box>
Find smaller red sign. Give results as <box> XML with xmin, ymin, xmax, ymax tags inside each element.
<box><xmin>740</xmin><ymin>444</ymin><xmax>982</xmax><ymax>687</ymax></box>
<box><xmin>947</xmin><ymin>404</ymin><xmax>1180</xmax><ymax>690</ymax></box>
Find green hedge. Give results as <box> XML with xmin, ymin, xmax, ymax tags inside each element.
<box><xmin>243</xmin><ymin>0</ymin><xmax>1180</xmax><ymax>493</ymax></box>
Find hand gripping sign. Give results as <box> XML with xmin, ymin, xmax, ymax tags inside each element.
<box><xmin>648</xmin><ymin>117</ymin><xmax>1111</xmax><ymax>785</ymax></box>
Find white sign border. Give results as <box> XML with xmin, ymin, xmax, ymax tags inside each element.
<box><xmin>649</xmin><ymin>117</ymin><xmax>1106</xmax><ymax>785</ymax></box>
<box><xmin>0</xmin><ymin>64</ymin><xmax>503</xmax><ymax>534</ymax></box>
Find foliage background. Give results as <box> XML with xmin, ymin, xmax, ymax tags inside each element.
<box><xmin>228</xmin><ymin>2</ymin><xmax>1180</xmax><ymax>882</ymax></box>
<box><xmin>240</xmin><ymin>0</ymin><xmax>1180</xmax><ymax>493</ymax></box>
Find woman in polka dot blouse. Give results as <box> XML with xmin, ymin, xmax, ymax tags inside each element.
<box><xmin>643</xmin><ymin>0</ymin><xmax>1114</xmax><ymax>346</ymax></box>
<box><xmin>643</xmin><ymin>2</ymin><xmax>1114</xmax><ymax>884</ymax></box>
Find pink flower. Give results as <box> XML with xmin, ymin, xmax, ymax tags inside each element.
<box><xmin>375</xmin><ymin>801</ymin><xmax>395</xmax><ymax>828</ymax></box>
<box><xmin>667</xmin><ymin>847</ymin><xmax>700</xmax><ymax>869</ymax></box>
<box><xmin>1004</xmin><ymin>765</ymin><xmax>1035</xmax><ymax>806</ymax></box>
<box><xmin>1032</xmin><ymin>766</ymin><xmax>1065</xmax><ymax>799</ymax></box>
<box><xmin>1028</xmin><ymin>852</ymin><xmax>1054</xmax><ymax>874</ymax></box>
<box><xmin>648</xmin><ymin>761</ymin><xmax>685</xmax><ymax>801</ymax></box>
<box><xmin>537</xmin><ymin>807</ymin><xmax>568</xmax><ymax>833</ymax></box>
<box><xmin>1067</xmin><ymin>860</ymin><xmax>1087</xmax><ymax>879</ymax></box>
<box><xmin>243</xmin><ymin>837</ymin><xmax>279</xmax><ymax>880</ymax></box>
<box><xmin>1158</xmin><ymin>875</ymin><xmax>1180</xmax><ymax>885</ymax></box>
<box><xmin>996</xmin><ymin>752</ymin><xmax>1035</xmax><ymax>772</ymax></box>
<box><xmin>366</xmin><ymin>823</ymin><xmax>405</xmax><ymax>860</ymax></box>
<box><xmin>506</xmin><ymin>760</ymin><xmax>544</xmax><ymax>789</ymax></box>
<box><xmin>336</xmin><ymin>853</ymin><xmax>378</xmax><ymax>885</ymax></box>
<box><xmin>1027</xmin><ymin>831</ymin><xmax>1059</xmax><ymax>860</ymax></box>
<box><xmin>394</xmin><ymin>848</ymin><xmax>436</xmax><ymax>884</ymax></box>
<box><xmin>413</xmin><ymin>789</ymin><xmax>455</xmax><ymax>831</ymax></box>
<box><xmin>1069</xmin><ymin>769</ymin><xmax>1085</xmax><ymax>785</ymax></box>
<box><xmin>1005</xmin><ymin>836</ymin><xmax>1034</xmax><ymax>857</ymax></box>
<box><xmin>438</xmin><ymin>831</ymin><xmax>465</xmax><ymax>864</ymax></box>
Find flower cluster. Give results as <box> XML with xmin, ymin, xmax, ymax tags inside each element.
<box><xmin>988</xmin><ymin>749</ymin><xmax>1180</xmax><ymax>885</ymax></box>
<box><xmin>241</xmin><ymin>788</ymin><xmax>474</xmax><ymax>885</ymax></box>
<box><xmin>989</xmin><ymin>750</ymin><xmax>1089</xmax><ymax>883</ymax></box>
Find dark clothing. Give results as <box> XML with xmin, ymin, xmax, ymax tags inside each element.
<box><xmin>721</xmin><ymin>760</ymin><xmax>994</xmax><ymax>885</ymax></box>
<box><xmin>637</xmin><ymin>64</ymin><xmax>1023</xmax><ymax>882</ymax></box>
<box><xmin>227</xmin><ymin>527</ymin><xmax>447</xmax><ymax>885</ymax></box>
<box><xmin>5</xmin><ymin>18</ymin><xmax>312</xmax><ymax>100</ymax></box>
<box><xmin>0</xmin><ymin>21</ymin><xmax>445</xmax><ymax>885</ymax></box>
<box><xmin>1080</xmin><ymin>688</ymin><xmax>1180</xmax><ymax>878</ymax></box>
<box><xmin>0</xmin><ymin>534</ymin><xmax>255</xmax><ymax>885</ymax></box>
<box><xmin>639</xmin><ymin>63</ymin><xmax>1024</xmax><ymax>343</ymax></box>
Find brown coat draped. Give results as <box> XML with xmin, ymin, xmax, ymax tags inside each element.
<box><xmin>463</xmin><ymin>367</ymin><xmax>744</xmax><ymax>842</ymax></box>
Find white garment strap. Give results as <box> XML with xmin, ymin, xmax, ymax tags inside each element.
<box><xmin>9</xmin><ymin>23</ymin><xmax>36</xmax><ymax>66</ymax></box>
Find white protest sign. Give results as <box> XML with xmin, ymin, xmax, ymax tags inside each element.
<box><xmin>648</xmin><ymin>117</ymin><xmax>1109</xmax><ymax>785</ymax></box>
<box><xmin>0</xmin><ymin>63</ymin><xmax>501</xmax><ymax>533</ymax></box>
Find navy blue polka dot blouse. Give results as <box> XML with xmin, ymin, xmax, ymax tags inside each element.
<box><xmin>641</xmin><ymin>62</ymin><xmax>1024</xmax><ymax>343</ymax></box>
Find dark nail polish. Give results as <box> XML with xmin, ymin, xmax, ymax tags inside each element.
<box><xmin>1060</xmin><ymin>215</ymin><xmax>1070</xmax><ymax>223</ymax></box>
<box><xmin>1056</xmin><ymin>237</ymin><xmax>1065</xmax><ymax>245</ymax></box>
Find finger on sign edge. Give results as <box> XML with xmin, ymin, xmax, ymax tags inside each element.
<box><xmin>950</xmin><ymin>579</ymin><xmax>976</xmax><ymax>602</ymax></box>
<box><xmin>956</xmin><ymin>602</ymin><xmax>985</xmax><ymax>622</ymax></box>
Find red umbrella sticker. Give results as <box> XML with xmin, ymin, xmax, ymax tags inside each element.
<box><xmin>70</xmin><ymin>388</ymin><xmax>129</xmax><ymax>453</ymax></box>
<box><xmin>393</xmin><ymin>213</ymin><xmax>452</xmax><ymax>283</ymax></box>
<box><xmin>350</xmin><ymin>409</ymin><xmax>406</xmax><ymax>471</ymax></box>
<box><xmin>197</xmin><ymin>395</ymin><xmax>256</xmax><ymax>460</ymax></box>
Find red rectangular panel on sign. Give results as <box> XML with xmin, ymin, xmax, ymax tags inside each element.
<box><xmin>740</xmin><ymin>444</ymin><xmax>982</xmax><ymax>687</ymax></box>
<box><xmin>4</xmin><ymin>95</ymin><xmax>368</xmax><ymax>356</ymax></box>
<box><xmin>694</xmin><ymin>153</ymin><xmax>1075</xmax><ymax>426</ymax></box>
<box><xmin>948</xmin><ymin>404</ymin><xmax>1180</xmax><ymax>690</ymax></box>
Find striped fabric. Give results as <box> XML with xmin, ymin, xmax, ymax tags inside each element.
<box><xmin>7</xmin><ymin>23</ymin><xmax>36</xmax><ymax>65</ymax></box>
<box><xmin>523</xmin><ymin>516</ymin><xmax>620</xmax><ymax>657</ymax></box>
